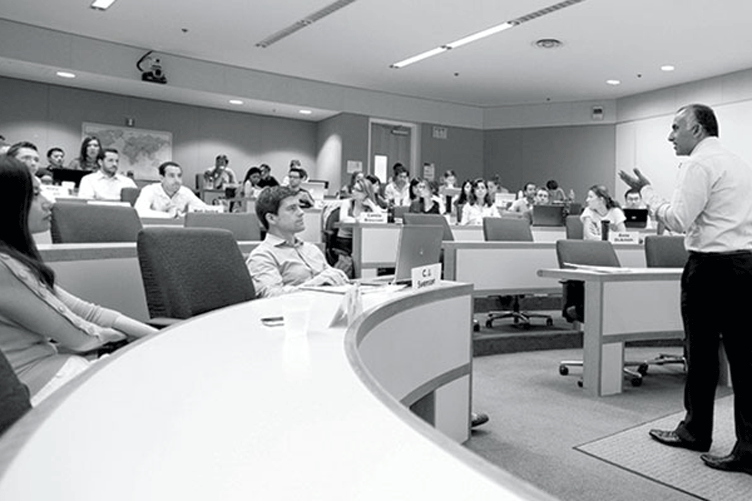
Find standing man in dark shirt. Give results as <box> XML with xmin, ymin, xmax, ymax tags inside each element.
<box><xmin>620</xmin><ymin>103</ymin><xmax>752</xmax><ymax>475</ymax></box>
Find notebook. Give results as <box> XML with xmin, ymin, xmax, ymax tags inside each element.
<box><xmin>531</xmin><ymin>204</ymin><xmax>566</xmax><ymax>226</ymax></box>
<box><xmin>623</xmin><ymin>208</ymin><xmax>649</xmax><ymax>228</ymax></box>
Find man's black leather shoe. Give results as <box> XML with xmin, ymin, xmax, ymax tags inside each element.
<box><xmin>648</xmin><ymin>429</ymin><xmax>710</xmax><ymax>452</ymax></box>
<box><xmin>701</xmin><ymin>453</ymin><xmax>752</xmax><ymax>475</ymax></box>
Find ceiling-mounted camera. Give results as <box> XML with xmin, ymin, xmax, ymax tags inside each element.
<box><xmin>137</xmin><ymin>51</ymin><xmax>167</xmax><ymax>84</ymax></box>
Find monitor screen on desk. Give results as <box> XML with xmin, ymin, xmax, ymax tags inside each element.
<box><xmin>52</xmin><ymin>169</ymin><xmax>89</xmax><ymax>188</ymax></box>
<box><xmin>301</xmin><ymin>181</ymin><xmax>326</xmax><ymax>201</ymax></box>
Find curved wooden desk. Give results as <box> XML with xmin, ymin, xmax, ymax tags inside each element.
<box><xmin>0</xmin><ymin>284</ymin><xmax>553</xmax><ymax>500</ymax></box>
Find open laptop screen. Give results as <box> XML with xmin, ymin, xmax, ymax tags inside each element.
<box><xmin>393</xmin><ymin>225</ymin><xmax>444</xmax><ymax>284</ymax></box>
<box><xmin>531</xmin><ymin>204</ymin><xmax>565</xmax><ymax>226</ymax></box>
<box><xmin>623</xmin><ymin>208</ymin><xmax>649</xmax><ymax>228</ymax></box>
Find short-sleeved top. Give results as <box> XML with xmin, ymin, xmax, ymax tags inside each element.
<box><xmin>580</xmin><ymin>207</ymin><xmax>626</xmax><ymax>240</ymax></box>
<box><xmin>134</xmin><ymin>183</ymin><xmax>207</xmax><ymax>218</ymax></box>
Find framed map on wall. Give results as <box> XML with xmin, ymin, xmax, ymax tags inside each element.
<box><xmin>83</xmin><ymin>122</ymin><xmax>172</xmax><ymax>180</ymax></box>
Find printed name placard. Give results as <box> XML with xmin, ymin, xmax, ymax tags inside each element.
<box><xmin>610</xmin><ymin>231</ymin><xmax>639</xmax><ymax>244</ymax></box>
<box><xmin>360</xmin><ymin>212</ymin><xmax>387</xmax><ymax>224</ymax></box>
<box><xmin>411</xmin><ymin>263</ymin><xmax>442</xmax><ymax>291</ymax></box>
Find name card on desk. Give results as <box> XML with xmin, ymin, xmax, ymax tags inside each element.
<box><xmin>610</xmin><ymin>232</ymin><xmax>639</xmax><ymax>244</ymax></box>
<box><xmin>412</xmin><ymin>263</ymin><xmax>441</xmax><ymax>291</ymax></box>
<box><xmin>360</xmin><ymin>212</ymin><xmax>387</xmax><ymax>224</ymax></box>
<box><xmin>189</xmin><ymin>205</ymin><xmax>224</xmax><ymax>213</ymax></box>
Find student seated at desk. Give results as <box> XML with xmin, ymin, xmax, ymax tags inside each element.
<box><xmin>581</xmin><ymin>185</ymin><xmax>626</xmax><ymax>240</ymax></box>
<box><xmin>460</xmin><ymin>179</ymin><xmax>498</xmax><ymax>225</ymax></box>
<box><xmin>247</xmin><ymin>186</ymin><xmax>349</xmax><ymax>298</ymax></box>
<box><xmin>408</xmin><ymin>178</ymin><xmax>441</xmax><ymax>215</ymax></box>
<box><xmin>335</xmin><ymin>178</ymin><xmax>384</xmax><ymax>254</ymax></box>
<box><xmin>135</xmin><ymin>161</ymin><xmax>208</xmax><ymax>218</ymax></box>
<box><xmin>0</xmin><ymin>156</ymin><xmax>157</xmax><ymax>405</ymax></box>
<box><xmin>77</xmin><ymin>148</ymin><xmax>137</xmax><ymax>200</ymax></box>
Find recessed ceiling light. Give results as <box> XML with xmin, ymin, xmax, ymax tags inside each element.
<box><xmin>660</xmin><ymin>65</ymin><xmax>675</xmax><ymax>72</ymax></box>
<box><xmin>91</xmin><ymin>0</ymin><xmax>118</xmax><ymax>11</ymax></box>
<box><xmin>229</xmin><ymin>99</ymin><xmax>243</xmax><ymax>105</ymax></box>
<box><xmin>56</xmin><ymin>71</ymin><xmax>76</xmax><ymax>79</ymax></box>
<box><xmin>299</xmin><ymin>109</ymin><xmax>313</xmax><ymax>115</ymax></box>
<box><xmin>534</xmin><ymin>38</ymin><xmax>563</xmax><ymax>49</ymax></box>
<box><xmin>606</xmin><ymin>79</ymin><xmax>621</xmax><ymax>86</ymax></box>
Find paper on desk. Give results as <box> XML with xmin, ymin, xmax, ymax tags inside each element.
<box><xmin>301</xmin><ymin>283</ymin><xmax>407</xmax><ymax>295</ymax></box>
<box><xmin>563</xmin><ymin>263</ymin><xmax>635</xmax><ymax>273</ymax></box>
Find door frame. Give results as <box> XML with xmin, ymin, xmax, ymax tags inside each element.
<box><xmin>367</xmin><ymin>118</ymin><xmax>419</xmax><ymax>178</ymax></box>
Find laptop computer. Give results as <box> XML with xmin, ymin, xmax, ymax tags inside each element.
<box><xmin>393</xmin><ymin>225</ymin><xmax>444</xmax><ymax>284</ymax></box>
<box><xmin>301</xmin><ymin>181</ymin><xmax>326</xmax><ymax>202</ymax></box>
<box><xmin>531</xmin><ymin>204</ymin><xmax>566</xmax><ymax>226</ymax></box>
<box><xmin>52</xmin><ymin>168</ymin><xmax>89</xmax><ymax>188</ymax></box>
<box><xmin>623</xmin><ymin>208</ymin><xmax>649</xmax><ymax>228</ymax></box>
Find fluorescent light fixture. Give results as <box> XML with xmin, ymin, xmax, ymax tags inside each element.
<box><xmin>391</xmin><ymin>47</ymin><xmax>448</xmax><ymax>69</ymax></box>
<box><xmin>606</xmin><ymin>79</ymin><xmax>621</xmax><ymax>86</ymax></box>
<box><xmin>91</xmin><ymin>0</ymin><xmax>118</xmax><ymax>10</ymax></box>
<box><xmin>56</xmin><ymin>71</ymin><xmax>76</xmax><ymax>79</ymax></box>
<box><xmin>229</xmin><ymin>99</ymin><xmax>244</xmax><ymax>105</ymax></box>
<box><xmin>388</xmin><ymin>0</ymin><xmax>588</xmax><ymax>68</ymax></box>
<box><xmin>445</xmin><ymin>22</ymin><xmax>515</xmax><ymax>49</ymax></box>
<box><xmin>660</xmin><ymin>65</ymin><xmax>675</xmax><ymax>72</ymax></box>
<box><xmin>299</xmin><ymin>109</ymin><xmax>313</xmax><ymax>115</ymax></box>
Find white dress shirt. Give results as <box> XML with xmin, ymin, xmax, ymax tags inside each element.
<box><xmin>641</xmin><ymin>137</ymin><xmax>752</xmax><ymax>253</ymax></box>
<box><xmin>77</xmin><ymin>171</ymin><xmax>136</xmax><ymax>200</ymax></box>
<box><xmin>134</xmin><ymin>183</ymin><xmax>207</xmax><ymax>218</ymax></box>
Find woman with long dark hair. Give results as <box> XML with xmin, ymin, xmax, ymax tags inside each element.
<box><xmin>460</xmin><ymin>178</ymin><xmax>498</xmax><ymax>225</ymax></box>
<box><xmin>68</xmin><ymin>136</ymin><xmax>102</xmax><ymax>171</ymax></box>
<box><xmin>0</xmin><ymin>155</ymin><xmax>156</xmax><ymax>405</ymax></box>
<box><xmin>580</xmin><ymin>184</ymin><xmax>626</xmax><ymax>239</ymax></box>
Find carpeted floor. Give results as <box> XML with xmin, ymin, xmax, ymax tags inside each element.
<box><xmin>577</xmin><ymin>395</ymin><xmax>751</xmax><ymax>501</ymax></box>
<box><xmin>465</xmin><ymin>348</ymin><xmax>738</xmax><ymax>501</ymax></box>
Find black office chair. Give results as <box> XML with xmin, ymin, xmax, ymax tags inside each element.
<box><xmin>555</xmin><ymin>239</ymin><xmax>645</xmax><ymax>386</ymax></box>
<box><xmin>120</xmin><ymin>187</ymin><xmax>141</xmax><ymax>207</ymax></box>
<box><xmin>482</xmin><ymin>217</ymin><xmax>553</xmax><ymax>328</ymax></box>
<box><xmin>565</xmin><ymin>215</ymin><xmax>583</xmax><ymax>239</ymax></box>
<box><xmin>641</xmin><ymin>235</ymin><xmax>688</xmax><ymax>372</ymax></box>
<box><xmin>50</xmin><ymin>202</ymin><xmax>143</xmax><ymax>243</ymax></box>
<box><xmin>136</xmin><ymin>227</ymin><xmax>256</xmax><ymax>323</ymax></box>
<box><xmin>184</xmin><ymin>212</ymin><xmax>261</xmax><ymax>241</ymax></box>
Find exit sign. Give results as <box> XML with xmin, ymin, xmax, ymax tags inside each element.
<box><xmin>432</xmin><ymin>126</ymin><xmax>448</xmax><ymax>140</ymax></box>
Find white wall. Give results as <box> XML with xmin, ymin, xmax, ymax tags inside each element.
<box><xmin>615</xmin><ymin>68</ymin><xmax>752</xmax><ymax>198</ymax></box>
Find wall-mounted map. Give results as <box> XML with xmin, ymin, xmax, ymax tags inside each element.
<box><xmin>83</xmin><ymin>122</ymin><xmax>172</xmax><ymax>180</ymax></box>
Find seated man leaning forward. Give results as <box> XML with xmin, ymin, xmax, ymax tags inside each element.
<box><xmin>135</xmin><ymin>161</ymin><xmax>208</xmax><ymax>218</ymax></box>
<box><xmin>247</xmin><ymin>186</ymin><xmax>349</xmax><ymax>298</ymax></box>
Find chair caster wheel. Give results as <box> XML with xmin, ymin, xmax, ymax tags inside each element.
<box><xmin>577</xmin><ymin>379</ymin><xmax>583</xmax><ymax>388</ymax></box>
<box><xmin>637</xmin><ymin>363</ymin><xmax>649</xmax><ymax>376</ymax></box>
<box><xmin>473</xmin><ymin>321</ymin><xmax>480</xmax><ymax>332</ymax></box>
<box><xmin>559</xmin><ymin>365</ymin><xmax>569</xmax><ymax>376</ymax></box>
<box><xmin>546</xmin><ymin>318</ymin><xmax>554</xmax><ymax>327</ymax></box>
<box><xmin>485</xmin><ymin>320</ymin><xmax>493</xmax><ymax>328</ymax></box>
<box><xmin>631</xmin><ymin>377</ymin><xmax>643</xmax><ymax>387</ymax></box>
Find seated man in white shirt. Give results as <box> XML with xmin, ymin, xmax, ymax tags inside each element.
<box><xmin>135</xmin><ymin>161</ymin><xmax>208</xmax><ymax>218</ymax></box>
<box><xmin>247</xmin><ymin>186</ymin><xmax>348</xmax><ymax>298</ymax></box>
<box><xmin>77</xmin><ymin>148</ymin><xmax>136</xmax><ymax>200</ymax></box>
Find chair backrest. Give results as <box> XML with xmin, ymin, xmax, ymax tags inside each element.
<box><xmin>184</xmin><ymin>212</ymin><xmax>261</xmax><ymax>241</ymax></box>
<box><xmin>403</xmin><ymin>213</ymin><xmax>454</xmax><ymax>241</ymax></box>
<box><xmin>644</xmin><ymin>235</ymin><xmax>688</xmax><ymax>268</ymax></box>
<box><xmin>50</xmin><ymin>202</ymin><xmax>143</xmax><ymax>243</ymax></box>
<box><xmin>555</xmin><ymin>239</ymin><xmax>621</xmax><ymax>268</ymax></box>
<box><xmin>120</xmin><ymin>186</ymin><xmax>141</xmax><ymax>207</ymax></box>
<box><xmin>0</xmin><ymin>349</ymin><xmax>31</xmax><ymax>437</ymax></box>
<box><xmin>482</xmin><ymin>217</ymin><xmax>533</xmax><ymax>242</ymax></box>
<box><xmin>322</xmin><ymin>205</ymin><xmax>342</xmax><ymax>265</ymax></box>
<box><xmin>565</xmin><ymin>215</ymin><xmax>583</xmax><ymax>239</ymax></box>
<box><xmin>137</xmin><ymin>227</ymin><xmax>256</xmax><ymax>319</ymax></box>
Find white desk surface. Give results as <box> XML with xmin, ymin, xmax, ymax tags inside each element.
<box><xmin>0</xmin><ymin>284</ymin><xmax>552</xmax><ymax>501</ymax></box>
<box><xmin>538</xmin><ymin>267</ymin><xmax>684</xmax><ymax>396</ymax></box>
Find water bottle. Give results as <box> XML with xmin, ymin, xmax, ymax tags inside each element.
<box><xmin>601</xmin><ymin>219</ymin><xmax>610</xmax><ymax>241</ymax></box>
